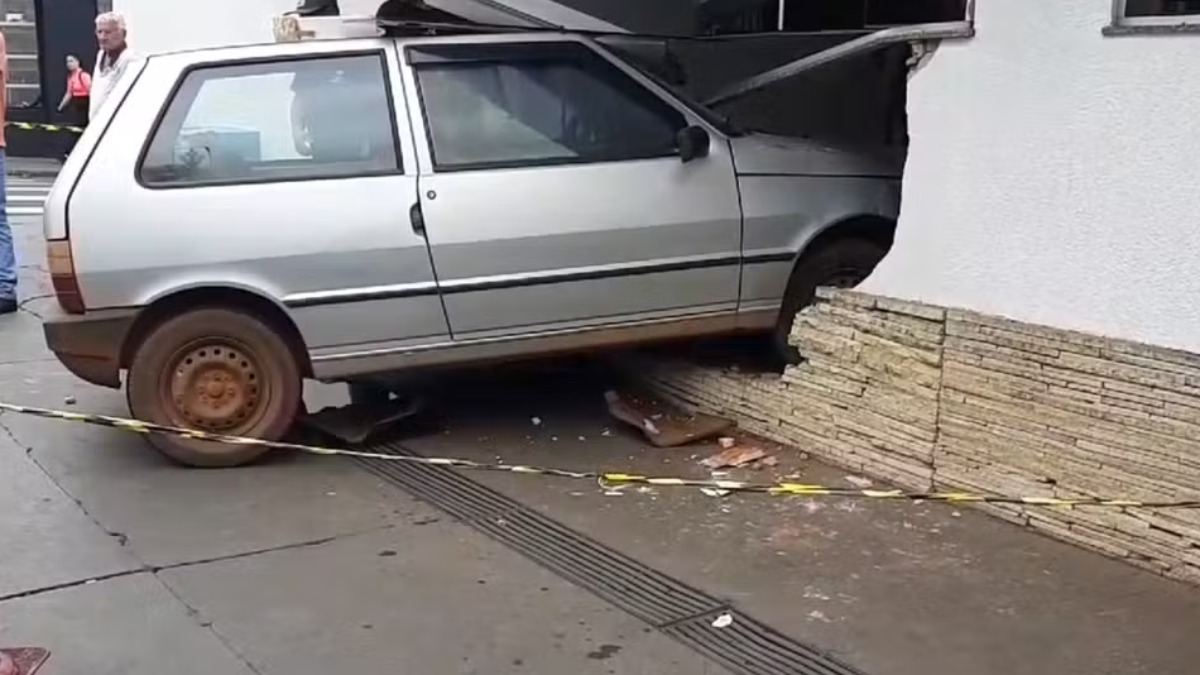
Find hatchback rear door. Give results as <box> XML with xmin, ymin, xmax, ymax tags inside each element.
<box><xmin>66</xmin><ymin>40</ymin><xmax>450</xmax><ymax>372</ymax></box>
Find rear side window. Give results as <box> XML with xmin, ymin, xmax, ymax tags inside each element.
<box><xmin>139</xmin><ymin>53</ymin><xmax>400</xmax><ymax>187</ymax></box>
<box><xmin>413</xmin><ymin>44</ymin><xmax>687</xmax><ymax>171</ymax></box>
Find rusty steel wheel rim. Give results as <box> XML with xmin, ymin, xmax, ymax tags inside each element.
<box><xmin>161</xmin><ymin>339</ymin><xmax>271</xmax><ymax>434</ymax></box>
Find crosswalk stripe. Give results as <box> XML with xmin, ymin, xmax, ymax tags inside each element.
<box><xmin>3</xmin><ymin>174</ymin><xmax>56</xmax><ymax>216</ymax></box>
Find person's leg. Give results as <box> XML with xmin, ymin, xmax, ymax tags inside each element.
<box><xmin>0</xmin><ymin>148</ymin><xmax>15</xmax><ymax>314</ymax></box>
<box><xmin>64</xmin><ymin>98</ymin><xmax>88</xmax><ymax>158</ymax></box>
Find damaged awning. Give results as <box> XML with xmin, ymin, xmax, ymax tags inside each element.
<box><xmin>291</xmin><ymin>0</ymin><xmax>628</xmax><ymax>32</ymax></box>
<box><xmin>704</xmin><ymin>19</ymin><xmax>973</xmax><ymax>106</ymax></box>
<box><xmin>286</xmin><ymin>0</ymin><xmax>972</xmax><ymax>109</ymax></box>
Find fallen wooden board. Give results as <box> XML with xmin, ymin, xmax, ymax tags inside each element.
<box><xmin>604</xmin><ymin>390</ymin><xmax>735</xmax><ymax>447</ymax></box>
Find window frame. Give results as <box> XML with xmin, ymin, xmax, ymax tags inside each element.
<box><xmin>1107</xmin><ymin>0</ymin><xmax>1200</xmax><ymax>34</ymax></box>
<box><xmin>135</xmin><ymin>50</ymin><xmax>405</xmax><ymax>190</ymax></box>
<box><xmin>407</xmin><ymin>41</ymin><xmax>691</xmax><ymax>174</ymax></box>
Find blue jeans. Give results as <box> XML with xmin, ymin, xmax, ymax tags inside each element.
<box><xmin>0</xmin><ymin>149</ymin><xmax>13</xmax><ymax>301</ymax></box>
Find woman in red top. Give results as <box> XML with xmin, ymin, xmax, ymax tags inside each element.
<box><xmin>57</xmin><ymin>54</ymin><xmax>91</xmax><ymax>125</ymax></box>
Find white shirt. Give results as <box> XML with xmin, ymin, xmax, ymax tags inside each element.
<box><xmin>89</xmin><ymin>47</ymin><xmax>136</xmax><ymax>120</ymax></box>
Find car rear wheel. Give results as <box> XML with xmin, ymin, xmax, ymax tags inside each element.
<box><xmin>126</xmin><ymin>308</ymin><xmax>303</xmax><ymax>467</ymax></box>
<box><xmin>771</xmin><ymin>238</ymin><xmax>888</xmax><ymax>366</ymax></box>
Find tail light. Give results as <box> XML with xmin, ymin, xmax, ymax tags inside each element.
<box><xmin>46</xmin><ymin>240</ymin><xmax>84</xmax><ymax>314</ymax></box>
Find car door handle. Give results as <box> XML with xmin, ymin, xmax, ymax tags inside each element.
<box><xmin>409</xmin><ymin>202</ymin><xmax>425</xmax><ymax>236</ymax></box>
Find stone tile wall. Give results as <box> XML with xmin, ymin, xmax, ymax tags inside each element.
<box><xmin>634</xmin><ymin>289</ymin><xmax>1200</xmax><ymax>584</ymax></box>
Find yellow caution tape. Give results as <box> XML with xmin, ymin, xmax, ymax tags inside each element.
<box><xmin>0</xmin><ymin>400</ymin><xmax>1196</xmax><ymax>509</ymax></box>
<box><xmin>6</xmin><ymin>121</ymin><xmax>84</xmax><ymax>134</ymax></box>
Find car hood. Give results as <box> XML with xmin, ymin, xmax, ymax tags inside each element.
<box><xmin>728</xmin><ymin>133</ymin><xmax>905</xmax><ymax>178</ymax></box>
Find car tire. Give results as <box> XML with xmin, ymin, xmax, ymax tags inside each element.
<box><xmin>771</xmin><ymin>238</ymin><xmax>889</xmax><ymax>367</ymax></box>
<box><xmin>126</xmin><ymin>308</ymin><xmax>303</xmax><ymax>468</ymax></box>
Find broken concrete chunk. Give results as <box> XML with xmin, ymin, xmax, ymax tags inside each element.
<box><xmin>701</xmin><ymin>446</ymin><xmax>767</xmax><ymax>469</ymax></box>
<box><xmin>299</xmin><ymin>395</ymin><xmax>424</xmax><ymax>444</ymax></box>
<box><xmin>753</xmin><ymin>456</ymin><xmax>781</xmax><ymax>470</ymax></box>
<box><xmin>845</xmin><ymin>475</ymin><xmax>874</xmax><ymax>488</ymax></box>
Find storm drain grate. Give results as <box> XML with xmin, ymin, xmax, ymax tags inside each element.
<box><xmin>355</xmin><ymin>440</ymin><xmax>867</xmax><ymax>675</ymax></box>
<box><xmin>665</xmin><ymin>610</ymin><xmax>863</xmax><ymax>675</ymax></box>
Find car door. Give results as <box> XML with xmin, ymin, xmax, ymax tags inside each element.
<box><xmin>399</xmin><ymin>37</ymin><xmax>743</xmax><ymax>339</ymax></box>
<box><xmin>69</xmin><ymin>41</ymin><xmax>450</xmax><ymax>372</ymax></box>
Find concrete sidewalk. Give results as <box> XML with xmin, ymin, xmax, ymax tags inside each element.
<box><xmin>7</xmin><ymin>156</ymin><xmax>62</xmax><ymax>178</ymax></box>
<box><xmin>390</xmin><ymin>363</ymin><xmax>1200</xmax><ymax>675</ymax></box>
<box><xmin>0</xmin><ymin>207</ymin><xmax>722</xmax><ymax>674</ymax></box>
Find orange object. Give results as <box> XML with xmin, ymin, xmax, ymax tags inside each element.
<box><xmin>68</xmin><ymin>70</ymin><xmax>92</xmax><ymax>97</ymax></box>
<box><xmin>0</xmin><ymin>648</ymin><xmax>51</xmax><ymax>675</ymax></box>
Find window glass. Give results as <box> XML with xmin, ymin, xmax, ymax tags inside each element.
<box><xmin>139</xmin><ymin>54</ymin><xmax>399</xmax><ymax>187</ymax></box>
<box><xmin>416</xmin><ymin>51</ymin><xmax>686</xmax><ymax>170</ymax></box>
<box><xmin>1124</xmin><ymin>0</ymin><xmax>1200</xmax><ymax>16</ymax></box>
<box><xmin>0</xmin><ymin>0</ymin><xmax>40</xmax><ymax>107</ymax></box>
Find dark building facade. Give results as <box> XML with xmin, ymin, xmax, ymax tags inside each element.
<box><xmin>5</xmin><ymin>0</ymin><xmax>105</xmax><ymax>157</ymax></box>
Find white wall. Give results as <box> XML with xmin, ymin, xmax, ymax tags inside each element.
<box><xmin>114</xmin><ymin>0</ymin><xmax>622</xmax><ymax>56</ymax></box>
<box><xmin>862</xmin><ymin>1</ymin><xmax>1200</xmax><ymax>353</ymax></box>
<box><xmin>114</xmin><ymin>0</ymin><xmax>298</xmax><ymax>55</ymax></box>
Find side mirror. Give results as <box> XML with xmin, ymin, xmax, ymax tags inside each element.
<box><xmin>677</xmin><ymin>125</ymin><xmax>710</xmax><ymax>163</ymax></box>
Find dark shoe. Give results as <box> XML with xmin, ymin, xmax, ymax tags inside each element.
<box><xmin>0</xmin><ymin>297</ymin><xmax>17</xmax><ymax>315</ymax></box>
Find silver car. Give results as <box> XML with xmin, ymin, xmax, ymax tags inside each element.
<box><xmin>41</xmin><ymin>30</ymin><xmax>901</xmax><ymax>467</ymax></box>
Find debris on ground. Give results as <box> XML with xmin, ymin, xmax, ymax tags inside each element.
<box><xmin>62</xmin><ymin>395</ymin><xmax>76</xmax><ymax>406</ymax></box>
<box><xmin>299</xmin><ymin>395</ymin><xmax>425</xmax><ymax>444</ymax></box>
<box><xmin>701</xmin><ymin>487</ymin><xmax>732</xmax><ymax>498</ymax></box>
<box><xmin>700</xmin><ymin>445</ymin><xmax>767</xmax><ymax>469</ymax></box>
<box><xmin>845</xmin><ymin>475</ymin><xmax>874</xmax><ymax>488</ymax></box>
<box><xmin>531</xmin><ymin>416</ymin><xmax>542</xmax><ymax>426</ymax></box>
<box><xmin>752</xmin><ymin>456</ymin><xmax>780</xmax><ymax>470</ymax></box>
<box><xmin>718</xmin><ymin>436</ymin><xmax>736</xmax><ymax>449</ymax></box>
<box><xmin>711</xmin><ymin>613</ymin><xmax>734</xmax><ymax>628</ymax></box>
<box><xmin>604</xmin><ymin>390</ymin><xmax>734</xmax><ymax>447</ymax></box>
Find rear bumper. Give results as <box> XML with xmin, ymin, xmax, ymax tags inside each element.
<box><xmin>42</xmin><ymin>307</ymin><xmax>137</xmax><ymax>389</ymax></box>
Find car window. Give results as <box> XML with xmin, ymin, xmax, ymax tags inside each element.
<box><xmin>139</xmin><ymin>53</ymin><xmax>399</xmax><ymax>187</ymax></box>
<box><xmin>414</xmin><ymin>47</ymin><xmax>687</xmax><ymax>171</ymax></box>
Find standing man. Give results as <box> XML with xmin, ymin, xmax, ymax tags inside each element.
<box><xmin>0</xmin><ymin>30</ymin><xmax>14</xmax><ymax>315</ymax></box>
<box><xmin>90</xmin><ymin>12</ymin><xmax>134</xmax><ymax>121</ymax></box>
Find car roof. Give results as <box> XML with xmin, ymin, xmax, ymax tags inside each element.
<box><xmin>144</xmin><ymin>29</ymin><xmax>592</xmax><ymax>65</ymax></box>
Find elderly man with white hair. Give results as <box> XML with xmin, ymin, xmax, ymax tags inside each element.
<box><xmin>90</xmin><ymin>11</ymin><xmax>135</xmax><ymax>121</ymax></box>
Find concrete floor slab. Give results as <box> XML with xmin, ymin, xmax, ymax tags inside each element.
<box><xmin>387</xmin><ymin>362</ymin><xmax>1200</xmax><ymax>675</ymax></box>
<box><xmin>0</xmin><ymin>308</ymin><xmax>53</xmax><ymax>365</ymax></box>
<box><xmin>0</xmin><ymin>573</ymin><xmax>256</xmax><ymax>675</ymax></box>
<box><xmin>0</xmin><ymin>429</ymin><xmax>141</xmax><ymax>599</ymax></box>
<box><xmin>0</xmin><ymin>361</ymin><xmax>433</xmax><ymax>568</ymax></box>
<box><xmin>159</xmin><ymin>523</ymin><xmax>727</xmax><ymax>675</ymax></box>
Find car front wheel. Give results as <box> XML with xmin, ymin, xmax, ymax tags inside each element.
<box><xmin>771</xmin><ymin>238</ymin><xmax>888</xmax><ymax>366</ymax></box>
